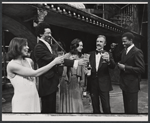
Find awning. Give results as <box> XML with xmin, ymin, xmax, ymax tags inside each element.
<box><xmin>33</xmin><ymin>4</ymin><xmax>143</xmax><ymax>38</ymax></box>
<box><xmin>2</xmin><ymin>3</ymin><xmax>143</xmax><ymax>50</ymax></box>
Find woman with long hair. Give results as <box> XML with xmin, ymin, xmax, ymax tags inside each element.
<box><xmin>59</xmin><ymin>38</ymin><xmax>87</xmax><ymax>113</ymax></box>
<box><xmin>6</xmin><ymin>37</ymin><xmax>64</xmax><ymax>112</ymax></box>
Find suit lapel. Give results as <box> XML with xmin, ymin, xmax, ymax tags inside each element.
<box><xmin>98</xmin><ymin>54</ymin><xmax>103</xmax><ymax>69</ymax></box>
<box><xmin>98</xmin><ymin>50</ymin><xmax>106</xmax><ymax>69</ymax></box>
<box><xmin>121</xmin><ymin>49</ymin><xmax>126</xmax><ymax>63</ymax></box>
<box><xmin>39</xmin><ymin>40</ymin><xmax>49</xmax><ymax>51</ymax></box>
<box><xmin>121</xmin><ymin>46</ymin><xmax>136</xmax><ymax>63</ymax></box>
<box><xmin>90</xmin><ymin>51</ymin><xmax>96</xmax><ymax>72</ymax></box>
<box><xmin>39</xmin><ymin>40</ymin><xmax>52</xmax><ymax>53</ymax></box>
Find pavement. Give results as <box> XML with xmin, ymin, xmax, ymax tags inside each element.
<box><xmin>2</xmin><ymin>79</ymin><xmax>148</xmax><ymax>114</ymax></box>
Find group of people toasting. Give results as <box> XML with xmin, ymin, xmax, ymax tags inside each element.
<box><xmin>6</xmin><ymin>22</ymin><xmax>145</xmax><ymax>114</ymax></box>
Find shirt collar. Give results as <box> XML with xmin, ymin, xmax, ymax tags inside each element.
<box><xmin>95</xmin><ymin>49</ymin><xmax>103</xmax><ymax>55</ymax></box>
<box><xmin>39</xmin><ymin>38</ymin><xmax>47</xmax><ymax>43</ymax></box>
<box><xmin>126</xmin><ymin>44</ymin><xmax>134</xmax><ymax>53</ymax></box>
<box><xmin>39</xmin><ymin>38</ymin><xmax>53</xmax><ymax>53</ymax></box>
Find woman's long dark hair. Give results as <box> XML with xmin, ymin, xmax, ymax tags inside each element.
<box><xmin>70</xmin><ymin>38</ymin><xmax>83</xmax><ymax>58</ymax></box>
<box><xmin>7</xmin><ymin>37</ymin><xmax>27</xmax><ymax>60</ymax></box>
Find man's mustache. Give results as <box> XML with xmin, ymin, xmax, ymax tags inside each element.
<box><xmin>96</xmin><ymin>44</ymin><xmax>101</xmax><ymax>46</ymax></box>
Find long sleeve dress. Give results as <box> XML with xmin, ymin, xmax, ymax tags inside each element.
<box><xmin>58</xmin><ymin>54</ymin><xmax>85</xmax><ymax>113</ymax></box>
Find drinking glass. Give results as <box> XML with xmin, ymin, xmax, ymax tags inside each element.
<box><xmin>57</xmin><ymin>51</ymin><xmax>64</xmax><ymax>56</ymax></box>
<box><xmin>101</xmin><ymin>51</ymin><xmax>108</xmax><ymax>63</ymax></box>
<box><xmin>83</xmin><ymin>53</ymin><xmax>91</xmax><ymax>70</ymax></box>
<box><xmin>57</xmin><ymin>51</ymin><xmax>64</xmax><ymax>66</ymax></box>
<box><xmin>82</xmin><ymin>54</ymin><xmax>91</xmax><ymax>98</ymax></box>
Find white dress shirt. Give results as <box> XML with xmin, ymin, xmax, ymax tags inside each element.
<box><xmin>126</xmin><ymin>44</ymin><xmax>134</xmax><ymax>54</ymax></box>
<box><xmin>39</xmin><ymin>38</ymin><xmax>53</xmax><ymax>54</ymax></box>
<box><xmin>96</xmin><ymin>52</ymin><xmax>102</xmax><ymax>71</ymax></box>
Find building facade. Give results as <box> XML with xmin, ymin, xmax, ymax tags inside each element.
<box><xmin>2</xmin><ymin>3</ymin><xmax>148</xmax><ymax>81</ymax></box>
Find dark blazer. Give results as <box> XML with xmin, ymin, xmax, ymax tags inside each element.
<box><xmin>119</xmin><ymin>46</ymin><xmax>145</xmax><ymax>93</ymax></box>
<box><xmin>34</xmin><ymin>41</ymin><xmax>74</xmax><ymax>97</ymax></box>
<box><xmin>87</xmin><ymin>50</ymin><xmax>116</xmax><ymax>93</ymax></box>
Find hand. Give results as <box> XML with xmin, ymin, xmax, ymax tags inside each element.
<box><xmin>79</xmin><ymin>80</ymin><xmax>85</xmax><ymax>87</ymax></box>
<box><xmin>78</xmin><ymin>58</ymin><xmax>88</xmax><ymax>66</ymax></box>
<box><xmin>84</xmin><ymin>67</ymin><xmax>91</xmax><ymax>75</ymax></box>
<box><xmin>118</xmin><ymin>62</ymin><xmax>125</xmax><ymax>71</ymax></box>
<box><xmin>84</xmin><ymin>67</ymin><xmax>89</xmax><ymax>74</ymax></box>
<box><xmin>63</xmin><ymin>53</ymin><xmax>70</xmax><ymax>59</ymax></box>
<box><xmin>102</xmin><ymin>52</ymin><xmax>110</xmax><ymax>62</ymax></box>
<box><xmin>53</xmin><ymin>56</ymin><xmax>64</xmax><ymax>65</ymax></box>
<box><xmin>83</xmin><ymin>54</ymin><xmax>90</xmax><ymax>59</ymax></box>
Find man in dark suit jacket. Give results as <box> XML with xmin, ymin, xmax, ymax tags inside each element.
<box><xmin>118</xmin><ymin>32</ymin><xmax>145</xmax><ymax>114</ymax></box>
<box><xmin>87</xmin><ymin>35</ymin><xmax>115</xmax><ymax>113</ymax></box>
<box><xmin>34</xmin><ymin>23</ymin><xmax>86</xmax><ymax>113</ymax></box>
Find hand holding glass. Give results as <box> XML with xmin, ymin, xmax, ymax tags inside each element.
<box><xmin>57</xmin><ymin>51</ymin><xmax>64</xmax><ymax>66</ymax></box>
<box><xmin>83</xmin><ymin>54</ymin><xmax>91</xmax><ymax>69</ymax></box>
<box><xmin>101</xmin><ymin>52</ymin><xmax>109</xmax><ymax>63</ymax></box>
<box><xmin>53</xmin><ymin>55</ymin><xmax>64</xmax><ymax>65</ymax></box>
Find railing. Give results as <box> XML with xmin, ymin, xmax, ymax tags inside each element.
<box><xmin>31</xmin><ymin>4</ymin><xmax>125</xmax><ymax>34</ymax></box>
<box><xmin>121</xmin><ymin>4</ymin><xmax>139</xmax><ymax>33</ymax></box>
<box><xmin>108</xmin><ymin>4</ymin><xmax>140</xmax><ymax>34</ymax></box>
<box><xmin>31</xmin><ymin>3</ymin><xmax>142</xmax><ymax>37</ymax></box>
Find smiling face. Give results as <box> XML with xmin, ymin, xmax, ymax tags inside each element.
<box><xmin>21</xmin><ymin>42</ymin><xmax>29</xmax><ymax>57</ymax></box>
<box><xmin>76</xmin><ymin>41</ymin><xmax>83</xmax><ymax>53</ymax></box>
<box><xmin>41</xmin><ymin>28</ymin><xmax>52</xmax><ymax>43</ymax></box>
<box><xmin>96</xmin><ymin>36</ymin><xmax>106</xmax><ymax>51</ymax></box>
<box><xmin>122</xmin><ymin>36</ymin><xmax>132</xmax><ymax>49</ymax></box>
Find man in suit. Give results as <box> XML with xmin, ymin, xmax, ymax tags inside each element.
<box><xmin>87</xmin><ymin>35</ymin><xmax>115</xmax><ymax>113</ymax></box>
<box><xmin>34</xmin><ymin>22</ymin><xmax>86</xmax><ymax>113</ymax></box>
<box><xmin>118</xmin><ymin>32</ymin><xmax>145</xmax><ymax>114</ymax></box>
